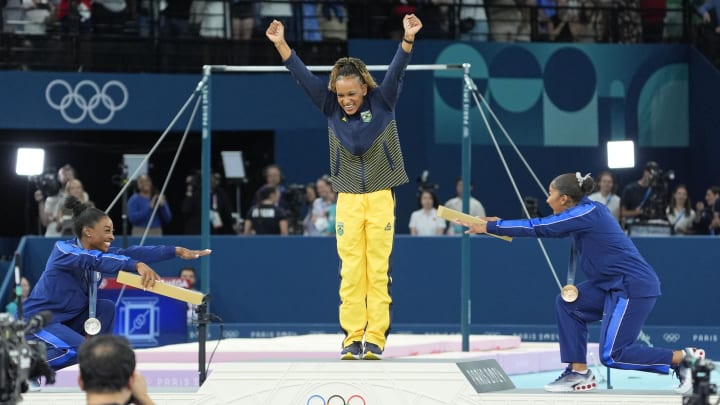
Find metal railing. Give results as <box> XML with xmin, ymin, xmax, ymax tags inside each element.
<box><xmin>0</xmin><ymin>0</ymin><xmax>711</xmax><ymax>72</ymax></box>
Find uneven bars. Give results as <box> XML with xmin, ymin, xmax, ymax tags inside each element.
<box><xmin>206</xmin><ymin>64</ymin><xmax>465</xmax><ymax>73</ymax></box>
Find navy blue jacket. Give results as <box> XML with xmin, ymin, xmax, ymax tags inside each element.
<box><xmin>284</xmin><ymin>45</ymin><xmax>411</xmax><ymax>193</ymax></box>
<box><xmin>487</xmin><ymin>197</ymin><xmax>661</xmax><ymax>298</ymax></box>
<box><xmin>23</xmin><ymin>239</ymin><xmax>176</xmax><ymax>323</ymax></box>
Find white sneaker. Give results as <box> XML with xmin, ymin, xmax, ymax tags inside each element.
<box><xmin>26</xmin><ymin>378</ymin><xmax>41</xmax><ymax>392</ymax></box>
<box><xmin>673</xmin><ymin>347</ymin><xmax>706</xmax><ymax>395</ymax></box>
<box><xmin>544</xmin><ymin>367</ymin><xmax>596</xmax><ymax>392</ymax></box>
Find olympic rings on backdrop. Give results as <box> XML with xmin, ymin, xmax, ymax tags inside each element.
<box><xmin>45</xmin><ymin>79</ymin><xmax>128</xmax><ymax>124</ymax></box>
<box><xmin>663</xmin><ymin>333</ymin><xmax>680</xmax><ymax>343</ymax></box>
<box><xmin>306</xmin><ymin>393</ymin><xmax>366</xmax><ymax>405</ymax></box>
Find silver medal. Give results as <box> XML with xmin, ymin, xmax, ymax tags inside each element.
<box><xmin>84</xmin><ymin>317</ymin><xmax>102</xmax><ymax>335</ymax></box>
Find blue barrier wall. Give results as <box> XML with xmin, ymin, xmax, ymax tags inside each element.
<box><xmin>13</xmin><ymin>236</ymin><xmax>720</xmax><ymax>327</ymax></box>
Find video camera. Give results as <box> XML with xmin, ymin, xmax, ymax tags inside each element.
<box><xmin>640</xmin><ymin>161</ymin><xmax>675</xmax><ymax>220</ymax></box>
<box><xmin>682</xmin><ymin>354</ymin><xmax>717</xmax><ymax>405</ymax></box>
<box><xmin>281</xmin><ymin>183</ymin><xmax>309</xmax><ymax>235</ymax></box>
<box><xmin>30</xmin><ymin>171</ymin><xmax>60</xmax><ymax>200</ymax></box>
<box><xmin>0</xmin><ymin>311</ymin><xmax>55</xmax><ymax>405</ymax></box>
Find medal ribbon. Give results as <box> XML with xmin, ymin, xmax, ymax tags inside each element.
<box><xmin>567</xmin><ymin>239</ymin><xmax>577</xmax><ymax>287</ymax></box>
<box><xmin>89</xmin><ymin>270</ymin><xmax>98</xmax><ymax>319</ymax></box>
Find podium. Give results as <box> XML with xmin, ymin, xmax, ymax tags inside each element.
<box><xmin>99</xmin><ymin>277</ymin><xmax>190</xmax><ymax>347</ymax></box>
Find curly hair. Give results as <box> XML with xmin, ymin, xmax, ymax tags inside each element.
<box><xmin>328</xmin><ymin>57</ymin><xmax>378</xmax><ymax>92</ymax></box>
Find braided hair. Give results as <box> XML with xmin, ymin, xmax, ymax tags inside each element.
<box><xmin>328</xmin><ymin>57</ymin><xmax>378</xmax><ymax>92</ymax></box>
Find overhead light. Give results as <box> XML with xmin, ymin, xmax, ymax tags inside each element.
<box><xmin>15</xmin><ymin>148</ymin><xmax>45</xmax><ymax>176</ymax></box>
<box><xmin>607</xmin><ymin>141</ymin><xmax>635</xmax><ymax>169</ymax></box>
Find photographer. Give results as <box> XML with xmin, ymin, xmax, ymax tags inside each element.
<box><xmin>181</xmin><ymin>171</ymin><xmax>234</xmax><ymax>235</ymax></box>
<box><xmin>620</xmin><ymin>161</ymin><xmax>671</xmax><ymax>224</ymax></box>
<box><xmin>78</xmin><ymin>335</ymin><xmax>155</xmax><ymax>405</ymax></box>
<box><xmin>34</xmin><ymin>164</ymin><xmax>90</xmax><ymax>237</ymax></box>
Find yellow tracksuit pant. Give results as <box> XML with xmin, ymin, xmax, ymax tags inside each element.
<box><xmin>336</xmin><ymin>189</ymin><xmax>395</xmax><ymax>350</ymax></box>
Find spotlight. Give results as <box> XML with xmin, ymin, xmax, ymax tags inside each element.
<box><xmin>15</xmin><ymin>148</ymin><xmax>45</xmax><ymax>176</ymax></box>
<box><xmin>607</xmin><ymin>141</ymin><xmax>635</xmax><ymax>169</ymax></box>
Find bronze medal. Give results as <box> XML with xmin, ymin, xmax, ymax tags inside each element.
<box><xmin>561</xmin><ymin>285</ymin><xmax>579</xmax><ymax>303</ymax></box>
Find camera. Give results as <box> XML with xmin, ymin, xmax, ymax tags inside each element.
<box><xmin>641</xmin><ymin>162</ymin><xmax>675</xmax><ymax>220</ymax></box>
<box><xmin>0</xmin><ymin>311</ymin><xmax>55</xmax><ymax>404</ymax></box>
<box><xmin>281</xmin><ymin>184</ymin><xmax>307</xmax><ymax>235</ymax></box>
<box><xmin>682</xmin><ymin>355</ymin><xmax>717</xmax><ymax>405</ymax></box>
<box><xmin>30</xmin><ymin>171</ymin><xmax>60</xmax><ymax>200</ymax></box>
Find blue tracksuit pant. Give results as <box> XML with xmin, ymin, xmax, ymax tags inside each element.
<box><xmin>30</xmin><ymin>299</ymin><xmax>115</xmax><ymax>371</ymax></box>
<box><xmin>556</xmin><ymin>281</ymin><xmax>673</xmax><ymax>374</ymax></box>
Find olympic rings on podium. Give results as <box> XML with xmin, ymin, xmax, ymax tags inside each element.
<box><xmin>306</xmin><ymin>393</ymin><xmax>367</xmax><ymax>405</ymax></box>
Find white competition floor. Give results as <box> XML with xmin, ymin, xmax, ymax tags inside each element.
<box><xmin>22</xmin><ymin>333</ymin><xmax>719</xmax><ymax>404</ymax></box>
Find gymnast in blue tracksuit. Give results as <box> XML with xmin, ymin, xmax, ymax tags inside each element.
<box><xmin>23</xmin><ymin>195</ymin><xmax>211</xmax><ymax>372</ymax></box>
<box><xmin>456</xmin><ymin>172</ymin><xmax>703</xmax><ymax>393</ymax></box>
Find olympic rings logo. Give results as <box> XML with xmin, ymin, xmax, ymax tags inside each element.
<box><xmin>306</xmin><ymin>394</ymin><xmax>366</xmax><ymax>405</ymax></box>
<box><xmin>663</xmin><ymin>333</ymin><xmax>681</xmax><ymax>343</ymax></box>
<box><xmin>45</xmin><ymin>79</ymin><xmax>128</xmax><ymax>124</ymax></box>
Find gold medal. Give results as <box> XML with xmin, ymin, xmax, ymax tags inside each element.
<box><xmin>561</xmin><ymin>285</ymin><xmax>579</xmax><ymax>303</ymax></box>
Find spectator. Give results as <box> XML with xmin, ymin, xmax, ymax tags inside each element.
<box><xmin>4</xmin><ymin>276</ymin><xmax>31</xmax><ymax>317</ymax></box>
<box><xmin>230</xmin><ymin>0</ymin><xmax>255</xmax><ymax>39</ymax></box>
<box><xmin>665</xmin><ymin>184</ymin><xmax>696</xmax><ymax>235</ymax></box>
<box><xmin>253</xmin><ymin>164</ymin><xmax>288</xmax><ymax>209</ymax></box>
<box><xmin>445</xmin><ymin>177</ymin><xmax>486</xmax><ymax>235</ymax></box>
<box><xmin>460</xmin><ymin>0</ymin><xmax>489</xmax><ymax>41</ymax></box>
<box><xmin>78</xmin><ymin>335</ymin><xmax>155</xmax><ymax>405</ymax></box>
<box><xmin>56</xmin><ymin>179</ymin><xmax>93</xmax><ymax>237</ymax></box>
<box><xmin>318</xmin><ymin>0</ymin><xmax>347</xmax><ymax>40</ymax></box>
<box><xmin>258</xmin><ymin>0</ymin><xmax>295</xmax><ymax>40</ymax></box>
<box><xmin>692</xmin><ymin>186</ymin><xmax>720</xmax><ymax>235</ymax></box>
<box><xmin>179</xmin><ymin>266</ymin><xmax>197</xmax><ymax>289</ymax></box>
<box><xmin>547</xmin><ymin>0</ymin><xmax>581</xmax><ymax>41</ymax></box>
<box><xmin>182</xmin><ymin>172</ymin><xmax>235</xmax><ymax>234</ymax></box>
<box><xmin>485</xmin><ymin>0</ymin><xmax>523</xmax><ymax>41</ymax></box>
<box><xmin>243</xmin><ymin>185</ymin><xmax>289</xmax><ymax>235</ymax></box>
<box><xmin>614</xmin><ymin>0</ymin><xmax>643</xmax><ymax>43</ymax></box>
<box><xmin>305</xmin><ymin>176</ymin><xmax>337</xmax><ymax>236</ymax></box>
<box><xmin>92</xmin><ymin>0</ymin><xmax>127</xmax><ymax>35</ymax></box>
<box><xmin>587</xmin><ymin>171</ymin><xmax>621</xmax><ymax>221</ymax></box>
<box><xmin>178</xmin><ymin>266</ymin><xmax>198</xmax><ymax>325</ymax></box>
<box><xmin>640</xmin><ymin>0</ymin><xmax>666</xmax><ymax>42</ymax></box>
<box><xmin>128</xmin><ymin>175</ymin><xmax>172</xmax><ymax>237</ymax></box>
<box><xmin>191</xmin><ymin>0</ymin><xmax>223</xmax><ymax>38</ymax></box>
<box><xmin>163</xmin><ymin>0</ymin><xmax>193</xmax><ymax>37</ymax></box>
<box><xmin>409</xmin><ymin>189</ymin><xmax>446</xmax><ymax>235</ymax></box>
<box><xmin>55</xmin><ymin>0</ymin><xmax>92</xmax><ymax>33</ymax></box>
<box><xmin>2</xmin><ymin>0</ymin><xmax>52</xmax><ymax>34</ymax></box>
<box><xmin>301</xmin><ymin>182</ymin><xmax>318</xmax><ymax>234</ymax></box>
<box><xmin>35</xmin><ymin>164</ymin><xmax>89</xmax><ymax>237</ymax></box>
<box><xmin>697</xmin><ymin>0</ymin><xmax>720</xmax><ymax>64</ymax></box>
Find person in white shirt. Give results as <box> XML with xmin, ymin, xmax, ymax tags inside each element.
<box><xmin>587</xmin><ymin>171</ymin><xmax>621</xmax><ymax>221</ymax></box>
<box><xmin>666</xmin><ymin>184</ymin><xmax>696</xmax><ymax>235</ymax></box>
<box><xmin>444</xmin><ymin>177</ymin><xmax>486</xmax><ymax>235</ymax></box>
<box><xmin>409</xmin><ymin>189</ymin><xmax>446</xmax><ymax>236</ymax></box>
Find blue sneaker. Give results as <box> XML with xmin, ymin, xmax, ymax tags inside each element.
<box><xmin>673</xmin><ymin>347</ymin><xmax>706</xmax><ymax>395</ymax></box>
<box><xmin>341</xmin><ymin>341</ymin><xmax>363</xmax><ymax>360</ymax></box>
<box><xmin>363</xmin><ymin>342</ymin><xmax>383</xmax><ymax>360</ymax></box>
<box><xmin>544</xmin><ymin>367</ymin><xmax>596</xmax><ymax>392</ymax></box>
